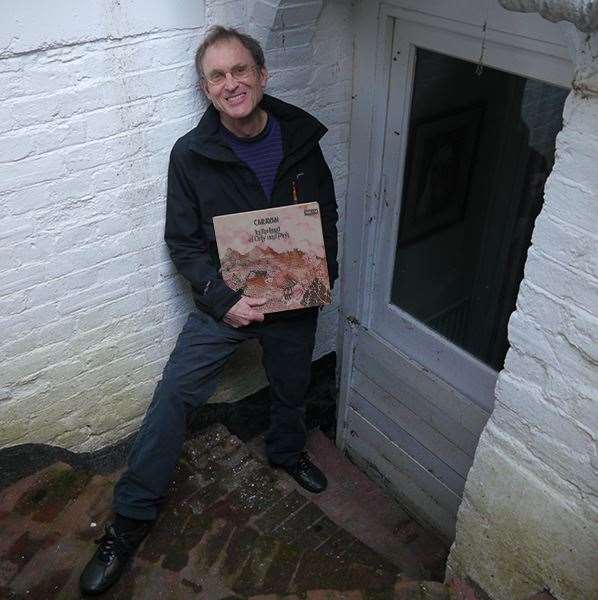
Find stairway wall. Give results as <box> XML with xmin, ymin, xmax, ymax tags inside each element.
<box><xmin>0</xmin><ymin>0</ymin><xmax>352</xmax><ymax>451</ymax></box>
<box><xmin>447</xmin><ymin>24</ymin><xmax>598</xmax><ymax>600</ymax></box>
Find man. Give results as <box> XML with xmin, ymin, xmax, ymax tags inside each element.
<box><xmin>79</xmin><ymin>25</ymin><xmax>338</xmax><ymax>596</ymax></box>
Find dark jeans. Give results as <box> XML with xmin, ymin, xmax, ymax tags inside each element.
<box><xmin>113</xmin><ymin>309</ymin><xmax>318</xmax><ymax>521</ymax></box>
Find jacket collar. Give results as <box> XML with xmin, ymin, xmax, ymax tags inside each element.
<box><xmin>188</xmin><ymin>94</ymin><xmax>327</xmax><ymax>162</ymax></box>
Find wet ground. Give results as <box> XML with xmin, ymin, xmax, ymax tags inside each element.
<box><xmin>0</xmin><ymin>425</ymin><xmax>452</xmax><ymax>599</ymax></box>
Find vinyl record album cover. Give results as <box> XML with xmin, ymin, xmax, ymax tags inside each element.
<box><xmin>213</xmin><ymin>202</ymin><xmax>331</xmax><ymax>313</ymax></box>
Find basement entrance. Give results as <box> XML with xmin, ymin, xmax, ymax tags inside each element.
<box><xmin>339</xmin><ymin>9</ymin><xmax>570</xmax><ymax>539</ymax></box>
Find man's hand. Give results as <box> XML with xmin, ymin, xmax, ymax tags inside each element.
<box><xmin>223</xmin><ymin>296</ymin><xmax>267</xmax><ymax>328</ymax></box>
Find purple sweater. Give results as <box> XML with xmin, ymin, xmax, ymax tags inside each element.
<box><xmin>221</xmin><ymin>115</ymin><xmax>283</xmax><ymax>202</ymax></box>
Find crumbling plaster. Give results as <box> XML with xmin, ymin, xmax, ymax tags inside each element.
<box><xmin>499</xmin><ymin>0</ymin><xmax>598</xmax><ymax>33</ymax></box>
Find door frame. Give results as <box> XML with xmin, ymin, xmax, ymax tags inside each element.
<box><xmin>337</xmin><ymin>0</ymin><xmax>573</xmax><ymax>450</ymax></box>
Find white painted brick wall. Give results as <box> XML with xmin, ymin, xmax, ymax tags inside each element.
<box><xmin>448</xmin><ymin>31</ymin><xmax>598</xmax><ymax>600</ymax></box>
<box><xmin>0</xmin><ymin>0</ymin><xmax>351</xmax><ymax>451</ymax></box>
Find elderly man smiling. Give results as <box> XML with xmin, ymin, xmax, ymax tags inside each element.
<box><xmin>79</xmin><ymin>25</ymin><xmax>338</xmax><ymax>596</ymax></box>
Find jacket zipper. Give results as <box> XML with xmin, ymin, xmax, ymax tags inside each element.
<box><xmin>291</xmin><ymin>172</ymin><xmax>304</xmax><ymax>204</ymax></box>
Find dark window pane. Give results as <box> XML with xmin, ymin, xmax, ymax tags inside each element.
<box><xmin>391</xmin><ymin>48</ymin><xmax>568</xmax><ymax>370</ymax></box>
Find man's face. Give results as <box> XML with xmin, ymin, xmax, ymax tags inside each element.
<box><xmin>201</xmin><ymin>38</ymin><xmax>267</xmax><ymax>124</ymax></box>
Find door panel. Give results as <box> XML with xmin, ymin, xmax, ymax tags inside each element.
<box><xmin>347</xmin><ymin>408</ymin><xmax>459</xmax><ymax>538</ymax></box>
<box><xmin>349</xmin><ymin>387</ymin><xmax>468</xmax><ymax>495</ymax></box>
<box><xmin>352</xmin><ymin>363</ymin><xmax>479</xmax><ymax>457</ymax></box>
<box><xmin>349</xmin><ymin>329</ymin><xmax>485</xmax><ymax>537</ymax></box>
<box><xmin>352</xmin><ymin>371</ymin><xmax>474</xmax><ymax>477</ymax></box>
<box><xmin>354</xmin><ymin>331</ymin><xmax>488</xmax><ymax>438</ymax></box>
<box><xmin>341</xmin><ymin>9</ymin><xmax>570</xmax><ymax>539</ymax></box>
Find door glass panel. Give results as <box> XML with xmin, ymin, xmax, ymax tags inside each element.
<box><xmin>391</xmin><ymin>48</ymin><xmax>568</xmax><ymax>371</ymax></box>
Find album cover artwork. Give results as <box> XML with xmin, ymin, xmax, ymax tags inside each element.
<box><xmin>213</xmin><ymin>202</ymin><xmax>331</xmax><ymax>313</ymax></box>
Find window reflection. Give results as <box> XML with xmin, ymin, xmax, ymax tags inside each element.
<box><xmin>391</xmin><ymin>49</ymin><xmax>568</xmax><ymax>371</ymax></box>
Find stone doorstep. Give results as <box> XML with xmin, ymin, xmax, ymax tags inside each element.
<box><xmin>0</xmin><ymin>424</ymin><xmax>450</xmax><ymax>599</ymax></box>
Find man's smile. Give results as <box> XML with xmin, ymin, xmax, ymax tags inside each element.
<box><xmin>225</xmin><ymin>91</ymin><xmax>247</xmax><ymax>105</ymax></box>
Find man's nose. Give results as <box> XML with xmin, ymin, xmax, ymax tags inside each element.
<box><xmin>223</xmin><ymin>72</ymin><xmax>238</xmax><ymax>89</ymax></box>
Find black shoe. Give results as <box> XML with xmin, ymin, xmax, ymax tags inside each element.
<box><xmin>276</xmin><ymin>452</ymin><xmax>328</xmax><ymax>494</ymax></box>
<box><xmin>79</xmin><ymin>521</ymin><xmax>151</xmax><ymax>596</ymax></box>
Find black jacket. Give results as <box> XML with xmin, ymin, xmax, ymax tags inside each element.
<box><xmin>164</xmin><ymin>94</ymin><xmax>339</xmax><ymax>320</ymax></box>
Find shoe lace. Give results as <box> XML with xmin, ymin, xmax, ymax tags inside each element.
<box><xmin>95</xmin><ymin>531</ymin><xmax>119</xmax><ymax>564</ymax></box>
<box><xmin>297</xmin><ymin>452</ymin><xmax>311</xmax><ymax>469</ymax></box>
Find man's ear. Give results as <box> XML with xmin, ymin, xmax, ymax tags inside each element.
<box><xmin>197</xmin><ymin>79</ymin><xmax>210</xmax><ymax>103</ymax></box>
<box><xmin>200</xmin><ymin>77</ymin><xmax>211</xmax><ymax>98</ymax></box>
<box><xmin>259</xmin><ymin>66</ymin><xmax>268</xmax><ymax>89</ymax></box>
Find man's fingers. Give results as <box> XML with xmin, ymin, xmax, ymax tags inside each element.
<box><xmin>223</xmin><ymin>314</ymin><xmax>247</xmax><ymax>328</ymax></box>
<box><xmin>249</xmin><ymin>310</ymin><xmax>265</xmax><ymax>322</ymax></box>
<box><xmin>244</xmin><ymin>296</ymin><xmax>267</xmax><ymax>306</ymax></box>
<box><xmin>223</xmin><ymin>296</ymin><xmax>266</xmax><ymax>327</ymax></box>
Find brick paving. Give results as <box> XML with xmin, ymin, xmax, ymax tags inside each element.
<box><xmin>0</xmin><ymin>425</ymin><xmax>451</xmax><ymax>599</ymax></box>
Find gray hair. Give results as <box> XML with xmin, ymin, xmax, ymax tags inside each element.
<box><xmin>195</xmin><ymin>25</ymin><xmax>265</xmax><ymax>77</ymax></box>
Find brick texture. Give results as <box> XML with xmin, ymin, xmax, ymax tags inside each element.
<box><xmin>0</xmin><ymin>0</ymin><xmax>351</xmax><ymax>452</ymax></box>
<box><xmin>447</xmin><ymin>29</ymin><xmax>598</xmax><ymax>600</ymax></box>
<box><xmin>0</xmin><ymin>425</ymin><xmax>448</xmax><ymax>599</ymax></box>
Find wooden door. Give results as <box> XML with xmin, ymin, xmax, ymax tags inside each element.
<box><xmin>339</xmin><ymin>3</ymin><xmax>571</xmax><ymax>539</ymax></box>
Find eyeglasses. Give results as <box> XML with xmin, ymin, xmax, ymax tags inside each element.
<box><xmin>203</xmin><ymin>64</ymin><xmax>259</xmax><ymax>86</ymax></box>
